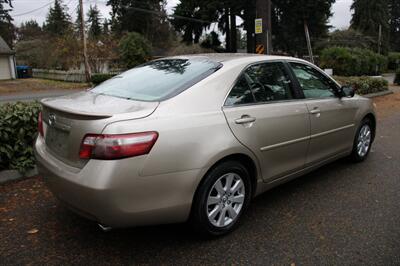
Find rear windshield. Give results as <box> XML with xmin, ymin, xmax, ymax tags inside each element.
<box><xmin>91</xmin><ymin>58</ymin><xmax>222</xmax><ymax>101</ymax></box>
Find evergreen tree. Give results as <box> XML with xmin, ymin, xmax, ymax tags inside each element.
<box><xmin>103</xmin><ymin>18</ymin><xmax>110</xmax><ymax>35</ymax></box>
<box><xmin>18</xmin><ymin>20</ymin><xmax>43</xmax><ymax>41</ymax></box>
<box><xmin>271</xmin><ymin>0</ymin><xmax>335</xmax><ymax>55</ymax></box>
<box><xmin>389</xmin><ymin>0</ymin><xmax>400</xmax><ymax>51</ymax></box>
<box><xmin>0</xmin><ymin>0</ymin><xmax>15</xmax><ymax>46</ymax></box>
<box><xmin>87</xmin><ymin>5</ymin><xmax>102</xmax><ymax>39</ymax></box>
<box><xmin>74</xmin><ymin>3</ymin><xmax>83</xmax><ymax>36</ymax></box>
<box><xmin>351</xmin><ymin>0</ymin><xmax>390</xmax><ymax>53</ymax></box>
<box><xmin>107</xmin><ymin>0</ymin><xmax>163</xmax><ymax>36</ymax></box>
<box><xmin>107</xmin><ymin>0</ymin><xmax>175</xmax><ymax>47</ymax></box>
<box><xmin>44</xmin><ymin>0</ymin><xmax>72</xmax><ymax>36</ymax></box>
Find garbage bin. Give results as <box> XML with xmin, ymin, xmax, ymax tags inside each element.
<box><xmin>16</xmin><ymin>65</ymin><xmax>32</xmax><ymax>78</ymax></box>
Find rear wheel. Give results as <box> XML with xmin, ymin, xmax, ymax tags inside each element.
<box><xmin>350</xmin><ymin>118</ymin><xmax>373</xmax><ymax>162</ymax></box>
<box><xmin>191</xmin><ymin>160</ymin><xmax>252</xmax><ymax>237</ymax></box>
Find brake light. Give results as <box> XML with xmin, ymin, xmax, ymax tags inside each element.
<box><xmin>79</xmin><ymin>132</ymin><xmax>158</xmax><ymax>160</ymax></box>
<box><xmin>38</xmin><ymin>112</ymin><xmax>44</xmax><ymax>137</ymax></box>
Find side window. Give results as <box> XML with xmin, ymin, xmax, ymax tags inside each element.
<box><xmin>225</xmin><ymin>75</ymin><xmax>255</xmax><ymax>106</ymax></box>
<box><xmin>290</xmin><ymin>62</ymin><xmax>338</xmax><ymax>99</ymax></box>
<box><xmin>245</xmin><ymin>62</ymin><xmax>294</xmax><ymax>102</ymax></box>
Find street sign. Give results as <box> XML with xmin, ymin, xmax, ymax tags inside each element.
<box><xmin>255</xmin><ymin>18</ymin><xmax>263</xmax><ymax>34</ymax></box>
<box><xmin>255</xmin><ymin>44</ymin><xmax>265</xmax><ymax>54</ymax></box>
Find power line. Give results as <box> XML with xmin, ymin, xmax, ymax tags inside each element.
<box><xmin>12</xmin><ymin>1</ymin><xmax>55</xmax><ymax>17</ymax></box>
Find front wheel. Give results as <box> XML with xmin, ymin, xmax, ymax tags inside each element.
<box><xmin>350</xmin><ymin>118</ymin><xmax>374</xmax><ymax>162</ymax></box>
<box><xmin>190</xmin><ymin>160</ymin><xmax>252</xmax><ymax>237</ymax></box>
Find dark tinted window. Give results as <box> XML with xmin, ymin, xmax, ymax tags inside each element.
<box><xmin>225</xmin><ymin>62</ymin><xmax>294</xmax><ymax>106</ymax></box>
<box><xmin>225</xmin><ymin>75</ymin><xmax>255</xmax><ymax>105</ymax></box>
<box><xmin>245</xmin><ymin>62</ymin><xmax>293</xmax><ymax>102</ymax></box>
<box><xmin>91</xmin><ymin>58</ymin><xmax>221</xmax><ymax>101</ymax></box>
<box><xmin>290</xmin><ymin>62</ymin><xmax>338</xmax><ymax>99</ymax></box>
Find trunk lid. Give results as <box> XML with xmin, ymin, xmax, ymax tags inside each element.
<box><xmin>41</xmin><ymin>91</ymin><xmax>159</xmax><ymax>168</ymax></box>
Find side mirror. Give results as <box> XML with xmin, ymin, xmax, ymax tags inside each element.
<box><xmin>338</xmin><ymin>86</ymin><xmax>355</xmax><ymax>98</ymax></box>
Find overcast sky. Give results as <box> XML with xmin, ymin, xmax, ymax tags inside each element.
<box><xmin>10</xmin><ymin>0</ymin><xmax>352</xmax><ymax>30</ymax></box>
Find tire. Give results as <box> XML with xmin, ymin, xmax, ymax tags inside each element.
<box><xmin>349</xmin><ymin>118</ymin><xmax>374</xmax><ymax>162</ymax></box>
<box><xmin>190</xmin><ymin>160</ymin><xmax>252</xmax><ymax>237</ymax></box>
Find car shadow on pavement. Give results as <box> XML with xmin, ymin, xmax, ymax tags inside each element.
<box><xmin>48</xmin><ymin>157</ymin><xmax>350</xmax><ymax>242</ymax></box>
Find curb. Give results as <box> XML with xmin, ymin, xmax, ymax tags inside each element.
<box><xmin>0</xmin><ymin>167</ymin><xmax>38</xmax><ymax>184</ymax></box>
<box><xmin>363</xmin><ymin>90</ymin><xmax>394</xmax><ymax>98</ymax></box>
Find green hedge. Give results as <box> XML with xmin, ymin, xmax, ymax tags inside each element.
<box><xmin>395</xmin><ymin>69</ymin><xmax>400</xmax><ymax>85</ymax></box>
<box><xmin>320</xmin><ymin>47</ymin><xmax>387</xmax><ymax>76</ymax></box>
<box><xmin>388</xmin><ymin>52</ymin><xmax>400</xmax><ymax>70</ymax></box>
<box><xmin>91</xmin><ymin>73</ymin><xmax>117</xmax><ymax>85</ymax></box>
<box><xmin>334</xmin><ymin>76</ymin><xmax>389</xmax><ymax>95</ymax></box>
<box><xmin>0</xmin><ymin>102</ymin><xmax>42</xmax><ymax>173</ymax></box>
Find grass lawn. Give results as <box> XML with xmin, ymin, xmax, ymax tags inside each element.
<box><xmin>0</xmin><ymin>78</ymin><xmax>90</xmax><ymax>95</ymax></box>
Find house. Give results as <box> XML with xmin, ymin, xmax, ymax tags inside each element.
<box><xmin>0</xmin><ymin>36</ymin><xmax>16</xmax><ymax>80</ymax></box>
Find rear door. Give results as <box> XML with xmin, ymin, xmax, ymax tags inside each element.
<box><xmin>288</xmin><ymin>62</ymin><xmax>358</xmax><ymax>165</ymax></box>
<box><xmin>223</xmin><ymin>61</ymin><xmax>310</xmax><ymax>182</ymax></box>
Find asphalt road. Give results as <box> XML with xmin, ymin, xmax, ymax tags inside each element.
<box><xmin>0</xmin><ymin>90</ymin><xmax>78</xmax><ymax>104</ymax></box>
<box><xmin>1</xmin><ymin>104</ymin><xmax>400</xmax><ymax>265</ymax></box>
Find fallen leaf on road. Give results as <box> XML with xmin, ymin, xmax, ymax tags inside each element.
<box><xmin>27</xmin><ymin>228</ymin><xmax>39</xmax><ymax>234</ymax></box>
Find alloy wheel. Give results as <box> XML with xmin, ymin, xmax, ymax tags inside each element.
<box><xmin>206</xmin><ymin>173</ymin><xmax>245</xmax><ymax>227</ymax></box>
<box><xmin>357</xmin><ymin>124</ymin><xmax>371</xmax><ymax>157</ymax></box>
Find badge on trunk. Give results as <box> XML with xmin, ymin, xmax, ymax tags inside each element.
<box><xmin>48</xmin><ymin>113</ymin><xmax>56</xmax><ymax>127</ymax></box>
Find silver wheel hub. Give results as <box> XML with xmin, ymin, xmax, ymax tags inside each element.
<box><xmin>357</xmin><ymin>124</ymin><xmax>371</xmax><ymax>157</ymax></box>
<box><xmin>206</xmin><ymin>173</ymin><xmax>245</xmax><ymax>227</ymax></box>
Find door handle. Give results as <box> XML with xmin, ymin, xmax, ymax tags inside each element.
<box><xmin>235</xmin><ymin>116</ymin><xmax>256</xmax><ymax>124</ymax></box>
<box><xmin>309</xmin><ymin>108</ymin><xmax>321</xmax><ymax>114</ymax></box>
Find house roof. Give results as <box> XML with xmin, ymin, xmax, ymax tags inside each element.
<box><xmin>0</xmin><ymin>36</ymin><xmax>14</xmax><ymax>55</ymax></box>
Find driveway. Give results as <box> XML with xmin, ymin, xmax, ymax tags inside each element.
<box><xmin>0</xmin><ymin>90</ymin><xmax>80</xmax><ymax>103</ymax></box>
<box><xmin>1</xmin><ymin>94</ymin><xmax>400</xmax><ymax>265</ymax></box>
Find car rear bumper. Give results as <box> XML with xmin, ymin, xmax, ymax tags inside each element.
<box><xmin>34</xmin><ymin>136</ymin><xmax>202</xmax><ymax>228</ymax></box>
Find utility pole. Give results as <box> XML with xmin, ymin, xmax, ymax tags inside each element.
<box><xmin>255</xmin><ymin>0</ymin><xmax>272</xmax><ymax>54</ymax></box>
<box><xmin>79</xmin><ymin>0</ymin><xmax>91</xmax><ymax>82</ymax></box>
<box><xmin>304</xmin><ymin>20</ymin><xmax>314</xmax><ymax>64</ymax></box>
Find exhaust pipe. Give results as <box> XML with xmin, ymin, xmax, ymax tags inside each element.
<box><xmin>98</xmin><ymin>223</ymin><xmax>112</xmax><ymax>232</ymax></box>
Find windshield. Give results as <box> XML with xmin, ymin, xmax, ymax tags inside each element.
<box><xmin>91</xmin><ymin>58</ymin><xmax>221</xmax><ymax>101</ymax></box>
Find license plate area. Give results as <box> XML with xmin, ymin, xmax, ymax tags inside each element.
<box><xmin>45</xmin><ymin>126</ymin><xmax>70</xmax><ymax>158</ymax></box>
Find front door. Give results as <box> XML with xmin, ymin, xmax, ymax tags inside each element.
<box><xmin>288</xmin><ymin>62</ymin><xmax>358</xmax><ymax>165</ymax></box>
<box><xmin>223</xmin><ymin>61</ymin><xmax>310</xmax><ymax>182</ymax></box>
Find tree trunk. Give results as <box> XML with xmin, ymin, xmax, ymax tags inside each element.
<box><xmin>230</xmin><ymin>12</ymin><xmax>237</xmax><ymax>52</ymax></box>
<box><xmin>245</xmin><ymin>0</ymin><xmax>255</xmax><ymax>53</ymax></box>
<box><xmin>225</xmin><ymin>9</ymin><xmax>231</xmax><ymax>52</ymax></box>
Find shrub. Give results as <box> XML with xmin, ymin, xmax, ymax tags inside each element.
<box><xmin>388</xmin><ymin>52</ymin><xmax>400</xmax><ymax>70</ymax></box>
<box><xmin>395</xmin><ymin>69</ymin><xmax>400</xmax><ymax>85</ymax></box>
<box><xmin>91</xmin><ymin>73</ymin><xmax>117</xmax><ymax>85</ymax></box>
<box><xmin>320</xmin><ymin>47</ymin><xmax>387</xmax><ymax>76</ymax></box>
<box><xmin>167</xmin><ymin>43</ymin><xmax>214</xmax><ymax>56</ymax></box>
<box><xmin>0</xmin><ymin>102</ymin><xmax>42</xmax><ymax>173</ymax></box>
<box><xmin>118</xmin><ymin>32</ymin><xmax>152</xmax><ymax>69</ymax></box>
<box><xmin>334</xmin><ymin>76</ymin><xmax>389</xmax><ymax>95</ymax></box>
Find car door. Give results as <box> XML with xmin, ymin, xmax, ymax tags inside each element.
<box><xmin>223</xmin><ymin>61</ymin><xmax>311</xmax><ymax>182</ymax></box>
<box><xmin>288</xmin><ymin>62</ymin><xmax>358</xmax><ymax>165</ymax></box>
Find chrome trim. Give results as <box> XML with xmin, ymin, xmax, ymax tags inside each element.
<box><xmin>310</xmin><ymin>124</ymin><xmax>354</xmax><ymax>139</ymax></box>
<box><xmin>260</xmin><ymin>136</ymin><xmax>309</xmax><ymax>151</ymax></box>
<box><xmin>260</xmin><ymin>124</ymin><xmax>354</xmax><ymax>151</ymax></box>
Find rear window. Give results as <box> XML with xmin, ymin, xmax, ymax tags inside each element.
<box><xmin>91</xmin><ymin>58</ymin><xmax>221</xmax><ymax>101</ymax></box>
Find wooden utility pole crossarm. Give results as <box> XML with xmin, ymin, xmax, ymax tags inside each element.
<box><xmin>79</xmin><ymin>0</ymin><xmax>91</xmax><ymax>82</ymax></box>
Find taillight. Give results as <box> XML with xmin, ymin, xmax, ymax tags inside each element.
<box><xmin>38</xmin><ymin>112</ymin><xmax>44</xmax><ymax>137</ymax></box>
<box><xmin>79</xmin><ymin>132</ymin><xmax>158</xmax><ymax>160</ymax></box>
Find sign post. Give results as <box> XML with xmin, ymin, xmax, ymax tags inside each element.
<box><xmin>255</xmin><ymin>0</ymin><xmax>272</xmax><ymax>55</ymax></box>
